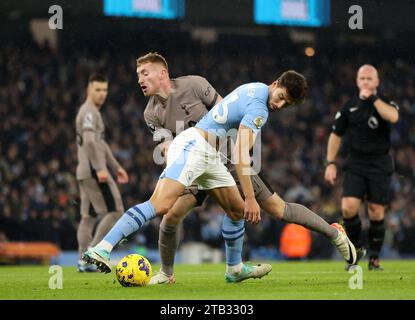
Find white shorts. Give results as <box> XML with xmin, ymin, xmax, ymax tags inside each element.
<box><xmin>160</xmin><ymin>127</ymin><xmax>236</xmax><ymax>190</ymax></box>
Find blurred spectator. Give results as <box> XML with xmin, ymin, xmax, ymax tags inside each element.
<box><xmin>21</xmin><ymin>210</ymin><xmax>44</xmax><ymax>241</ymax></box>
<box><xmin>0</xmin><ymin>205</ymin><xmax>21</xmax><ymax>241</ymax></box>
<box><xmin>397</xmin><ymin>207</ymin><xmax>415</xmax><ymax>256</ymax></box>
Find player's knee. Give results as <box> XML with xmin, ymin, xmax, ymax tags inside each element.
<box><xmin>152</xmin><ymin>198</ymin><xmax>178</xmax><ymax>216</ymax></box>
<box><xmin>342</xmin><ymin>200</ymin><xmax>359</xmax><ymax>218</ymax></box>
<box><xmin>342</xmin><ymin>207</ymin><xmax>358</xmax><ymax>219</ymax></box>
<box><xmin>271</xmin><ymin>199</ymin><xmax>285</xmax><ymax>220</ymax></box>
<box><xmin>80</xmin><ymin>215</ymin><xmax>95</xmax><ymax>224</ymax></box>
<box><xmin>256</xmin><ymin>195</ymin><xmax>285</xmax><ymax>220</ymax></box>
<box><xmin>368</xmin><ymin>204</ymin><xmax>385</xmax><ymax>220</ymax></box>
<box><xmin>227</xmin><ymin>203</ymin><xmax>244</xmax><ymax>221</ymax></box>
<box><xmin>160</xmin><ymin>216</ymin><xmax>179</xmax><ymax>233</ymax></box>
<box><xmin>274</xmin><ymin>206</ymin><xmax>284</xmax><ymax>220</ymax></box>
<box><xmin>153</xmin><ymin>203</ymin><xmax>170</xmax><ymax>216</ymax></box>
<box><xmin>111</xmin><ymin>210</ymin><xmax>123</xmax><ymax>219</ymax></box>
<box><xmin>226</xmin><ymin>210</ymin><xmax>243</xmax><ymax>221</ymax></box>
<box><xmin>164</xmin><ymin>209</ymin><xmax>182</xmax><ymax>225</ymax></box>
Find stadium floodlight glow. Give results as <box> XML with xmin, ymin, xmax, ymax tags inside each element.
<box><xmin>254</xmin><ymin>0</ymin><xmax>330</xmax><ymax>27</ymax></box>
<box><xmin>103</xmin><ymin>0</ymin><xmax>185</xmax><ymax>20</ymax></box>
<box><xmin>305</xmin><ymin>46</ymin><xmax>315</xmax><ymax>57</ymax></box>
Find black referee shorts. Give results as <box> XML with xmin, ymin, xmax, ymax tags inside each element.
<box><xmin>342</xmin><ymin>154</ymin><xmax>393</xmax><ymax>205</ymax></box>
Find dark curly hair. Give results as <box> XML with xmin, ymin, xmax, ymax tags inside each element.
<box><xmin>278</xmin><ymin>70</ymin><xmax>308</xmax><ymax>104</ymax></box>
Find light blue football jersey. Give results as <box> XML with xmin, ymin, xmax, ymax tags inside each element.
<box><xmin>195</xmin><ymin>82</ymin><xmax>269</xmax><ymax>139</ymax></box>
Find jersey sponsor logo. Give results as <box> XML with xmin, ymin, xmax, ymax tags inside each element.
<box><xmin>83</xmin><ymin>113</ymin><xmax>94</xmax><ymax>129</ymax></box>
<box><xmin>368</xmin><ymin>116</ymin><xmax>379</xmax><ymax>129</ymax></box>
<box><xmin>349</xmin><ymin>107</ymin><xmax>358</xmax><ymax>112</ymax></box>
<box><xmin>335</xmin><ymin>111</ymin><xmax>341</xmax><ymax>119</ymax></box>
<box><xmin>254</xmin><ymin>116</ymin><xmax>264</xmax><ymax>129</ymax></box>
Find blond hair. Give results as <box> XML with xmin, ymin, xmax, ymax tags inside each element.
<box><xmin>136</xmin><ymin>52</ymin><xmax>168</xmax><ymax>70</ymax></box>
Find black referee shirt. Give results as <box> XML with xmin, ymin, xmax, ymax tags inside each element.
<box><xmin>332</xmin><ymin>93</ymin><xmax>399</xmax><ymax>156</ymax></box>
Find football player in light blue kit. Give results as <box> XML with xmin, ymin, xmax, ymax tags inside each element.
<box><xmin>84</xmin><ymin>70</ymin><xmax>357</xmax><ymax>281</ymax></box>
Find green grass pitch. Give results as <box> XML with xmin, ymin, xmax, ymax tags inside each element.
<box><xmin>1</xmin><ymin>260</ymin><xmax>414</xmax><ymax>300</ymax></box>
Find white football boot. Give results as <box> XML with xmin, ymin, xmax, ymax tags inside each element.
<box><xmin>148</xmin><ymin>270</ymin><xmax>176</xmax><ymax>285</ymax></box>
<box><xmin>331</xmin><ymin>223</ymin><xmax>357</xmax><ymax>265</ymax></box>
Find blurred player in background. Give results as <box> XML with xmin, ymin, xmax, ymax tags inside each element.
<box><xmin>325</xmin><ymin>65</ymin><xmax>399</xmax><ymax>271</ymax></box>
<box><xmin>83</xmin><ymin>68</ymin><xmax>358</xmax><ymax>280</ymax></box>
<box><xmin>75</xmin><ymin>74</ymin><xmax>129</xmax><ymax>272</ymax></box>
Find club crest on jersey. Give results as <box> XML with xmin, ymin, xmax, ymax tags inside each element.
<box><xmin>254</xmin><ymin>116</ymin><xmax>264</xmax><ymax>129</ymax></box>
<box><xmin>83</xmin><ymin>113</ymin><xmax>94</xmax><ymax>129</ymax></box>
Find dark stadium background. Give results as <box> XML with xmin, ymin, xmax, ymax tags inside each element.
<box><xmin>0</xmin><ymin>0</ymin><xmax>414</xmax><ymax>265</ymax></box>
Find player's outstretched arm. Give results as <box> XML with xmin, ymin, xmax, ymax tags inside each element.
<box><xmin>233</xmin><ymin>125</ymin><xmax>261</xmax><ymax>224</ymax></box>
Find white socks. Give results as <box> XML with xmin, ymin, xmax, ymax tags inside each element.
<box><xmin>96</xmin><ymin>240</ymin><xmax>114</xmax><ymax>252</ymax></box>
<box><xmin>226</xmin><ymin>262</ymin><xmax>244</xmax><ymax>275</ymax></box>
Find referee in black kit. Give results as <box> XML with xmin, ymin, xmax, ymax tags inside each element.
<box><xmin>324</xmin><ymin>65</ymin><xmax>399</xmax><ymax>271</ymax></box>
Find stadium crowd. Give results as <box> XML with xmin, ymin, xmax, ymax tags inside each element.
<box><xmin>1</xmin><ymin>33</ymin><xmax>414</xmax><ymax>259</ymax></box>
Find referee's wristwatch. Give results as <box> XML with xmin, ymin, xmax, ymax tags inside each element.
<box><xmin>324</xmin><ymin>160</ymin><xmax>336</xmax><ymax>168</ymax></box>
<box><xmin>367</xmin><ymin>94</ymin><xmax>379</xmax><ymax>104</ymax></box>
